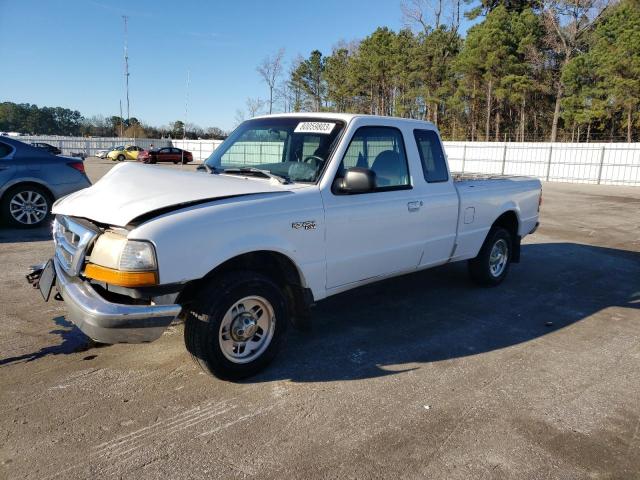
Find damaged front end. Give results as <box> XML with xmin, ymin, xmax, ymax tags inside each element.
<box><xmin>27</xmin><ymin>215</ymin><xmax>182</xmax><ymax>344</ymax></box>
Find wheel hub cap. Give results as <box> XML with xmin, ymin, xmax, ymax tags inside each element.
<box><xmin>219</xmin><ymin>296</ymin><xmax>276</xmax><ymax>364</ymax></box>
<box><xmin>9</xmin><ymin>191</ymin><xmax>48</xmax><ymax>224</ymax></box>
<box><xmin>489</xmin><ymin>239</ymin><xmax>508</xmax><ymax>277</ymax></box>
<box><xmin>230</xmin><ymin>312</ymin><xmax>258</xmax><ymax>341</ymax></box>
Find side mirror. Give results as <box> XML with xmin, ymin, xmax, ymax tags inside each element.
<box><xmin>334</xmin><ymin>167</ymin><xmax>376</xmax><ymax>194</ymax></box>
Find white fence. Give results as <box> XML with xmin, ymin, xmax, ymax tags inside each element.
<box><xmin>444</xmin><ymin>141</ymin><xmax>640</xmax><ymax>186</ymax></box>
<box><xmin>170</xmin><ymin>139</ymin><xmax>224</xmax><ymax>162</ymax></box>
<box><xmin>9</xmin><ymin>135</ymin><xmax>640</xmax><ymax>186</ymax></box>
<box><xmin>14</xmin><ymin>135</ymin><xmax>171</xmax><ymax>157</ymax></box>
<box><xmin>14</xmin><ymin>136</ymin><xmax>224</xmax><ymax>162</ymax></box>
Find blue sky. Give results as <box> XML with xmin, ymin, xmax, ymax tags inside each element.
<box><xmin>0</xmin><ymin>0</ymin><xmax>466</xmax><ymax>131</ymax></box>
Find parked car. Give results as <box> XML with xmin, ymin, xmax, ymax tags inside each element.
<box><xmin>138</xmin><ymin>147</ymin><xmax>193</xmax><ymax>164</ymax></box>
<box><xmin>96</xmin><ymin>148</ymin><xmax>112</xmax><ymax>159</ymax></box>
<box><xmin>30</xmin><ymin>142</ymin><xmax>62</xmax><ymax>155</ymax></box>
<box><xmin>70</xmin><ymin>151</ymin><xmax>87</xmax><ymax>160</ymax></box>
<box><xmin>28</xmin><ymin>113</ymin><xmax>541</xmax><ymax>380</ymax></box>
<box><xmin>107</xmin><ymin>145</ymin><xmax>143</xmax><ymax>161</ymax></box>
<box><xmin>0</xmin><ymin>136</ymin><xmax>90</xmax><ymax>227</ymax></box>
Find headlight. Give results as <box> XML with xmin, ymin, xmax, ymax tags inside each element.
<box><xmin>120</xmin><ymin>241</ymin><xmax>157</xmax><ymax>271</ymax></box>
<box><xmin>84</xmin><ymin>232</ymin><xmax>158</xmax><ymax>287</ymax></box>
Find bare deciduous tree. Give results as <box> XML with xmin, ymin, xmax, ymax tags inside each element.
<box><xmin>257</xmin><ymin>48</ymin><xmax>286</xmax><ymax>115</ymax></box>
<box><xmin>246</xmin><ymin>97</ymin><xmax>265</xmax><ymax>118</ymax></box>
<box><xmin>234</xmin><ymin>109</ymin><xmax>246</xmax><ymax>128</ymax></box>
<box><xmin>401</xmin><ymin>0</ymin><xmax>445</xmax><ymax>32</ymax></box>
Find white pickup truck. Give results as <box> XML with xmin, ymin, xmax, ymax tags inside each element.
<box><xmin>28</xmin><ymin>113</ymin><xmax>541</xmax><ymax>380</ymax></box>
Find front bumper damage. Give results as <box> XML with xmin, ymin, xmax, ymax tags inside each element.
<box><xmin>28</xmin><ymin>257</ymin><xmax>181</xmax><ymax>344</ymax></box>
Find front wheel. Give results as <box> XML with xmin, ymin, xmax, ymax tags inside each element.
<box><xmin>184</xmin><ymin>271</ymin><xmax>288</xmax><ymax>380</ymax></box>
<box><xmin>117</xmin><ymin>154</ymin><xmax>125</xmax><ymax>161</ymax></box>
<box><xmin>468</xmin><ymin>227</ymin><xmax>512</xmax><ymax>286</ymax></box>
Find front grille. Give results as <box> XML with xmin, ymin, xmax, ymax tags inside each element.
<box><xmin>53</xmin><ymin>216</ymin><xmax>100</xmax><ymax>276</ymax></box>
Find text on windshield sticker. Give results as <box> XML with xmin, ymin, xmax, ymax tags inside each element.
<box><xmin>294</xmin><ymin>122</ymin><xmax>336</xmax><ymax>134</ymax></box>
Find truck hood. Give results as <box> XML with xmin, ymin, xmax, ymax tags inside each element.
<box><xmin>53</xmin><ymin>162</ymin><xmax>294</xmax><ymax>227</ymax></box>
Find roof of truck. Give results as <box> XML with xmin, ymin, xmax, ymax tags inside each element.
<box><xmin>252</xmin><ymin>112</ymin><xmax>437</xmax><ymax>129</ymax></box>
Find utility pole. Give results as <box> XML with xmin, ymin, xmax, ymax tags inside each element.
<box><xmin>122</xmin><ymin>15</ymin><xmax>130</xmax><ymax>127</ymax></box>
<box><xmin>182</xmin><ymin>69</ymin><xmax>191</xmax><ymax>165</ymax></box>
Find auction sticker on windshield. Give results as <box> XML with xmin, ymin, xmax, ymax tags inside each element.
<box><xmin>294</xmin><ymin>122</ymin><xmax>336</xmax><ymax>134</ymax></box>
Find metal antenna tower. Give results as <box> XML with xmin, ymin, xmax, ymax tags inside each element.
<box><xmin>122</xmin><ymin>15</ymin><xmax>130</xmax><ymax>125</ymax></box>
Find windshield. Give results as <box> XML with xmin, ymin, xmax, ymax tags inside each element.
<box><xmin>205</xmin><ymin>117</ymin><xmax>345</xmax><ymax>183</ymax></box>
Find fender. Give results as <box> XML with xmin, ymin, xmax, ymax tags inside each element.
<box><xmin>0</xmin><ymin>177</ymin><xmax>54</xmax><ymax>199</ymax></box>
<box><xmin>128</xmin><ymin>181</ymin><xmax>327</xmax><ymax>298</ymax></box>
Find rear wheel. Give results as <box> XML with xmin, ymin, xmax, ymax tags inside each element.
<box><xmin>468</xmin><ymin>227</ymin><xmax>512</xmax><ymax>286</ymax></box>
<box><xmin>1</xmin><ymin>185</ymin><xmax>51</xmax><ymax>228</ymax></box>
<box><xmin>184</xmin><ymin>271</ymin><xmax>288</xmax><ymax>380</ymax></box>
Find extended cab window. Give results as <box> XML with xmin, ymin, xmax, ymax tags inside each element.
<box><xmin>338</xmin><ymin>126</ymin><xmax>410</xmax><ymax>190</ymax></box>
<box><xmin>414</xmin><ymin>129</ymin><xmax>448</xmax><ymax>183</ymax></box>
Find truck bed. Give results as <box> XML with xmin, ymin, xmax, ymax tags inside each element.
<box><xmin>452</xmin><ymin>172</ymin><xmax>529</xmax><ymax>182</ymax></box>
<box><xmin>449</xmin><ymin>172</ymin><xmax>541</xmax><ymax>262</ymax></box>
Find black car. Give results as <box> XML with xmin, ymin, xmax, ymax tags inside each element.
<box><xmin>31</xmin><ymin>142</ymin><xmax>62</xmax><ymax>155</ymax></box>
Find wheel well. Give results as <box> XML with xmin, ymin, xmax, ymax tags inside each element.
<box><xmin>492</xmin><ymin>210</ymin><xmax>520</xmax><ymax>262</ymax></box>
<box><xmin>178</xmin><ymin>251</ymin><xmax>313</xmax><ymax>330</ymax></box>
<box><xmin>492</xmin><ymin>210</ymin><xmax>518</xmax><ymax>238</ymax></box>
<box><xmin>1</xmin><ymin>181</ymin><xmax>54</xmax><ymax>204</ymax></box>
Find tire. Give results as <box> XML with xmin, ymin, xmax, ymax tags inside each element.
<box><xmin>184</xmin><ymin>271</ymin><xmax>289</xmax><ymax>380</ymax></box>
<box><xmin>468</xmin><ymin>227</ymin><xmax>512</xmax><ymax>287</ymax></box>
<box><xmin>1</xmin><ymin>184</ymin><xmax>51</xmax><ymax>228</ymax></box>
<box><xmin>173</xmin><ymin>161</ymin><xmax>178</xmax><ymax>164</ymax></box>
<box><xmin>118</xmin><ymin>154</ymin><xmax>125</xmax><ymax>162</ymax></box>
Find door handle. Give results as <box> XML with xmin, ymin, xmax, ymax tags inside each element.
<box><xmin>407</xmin><ymin>201</ymin><xmax>423</xmax><ymax>212</ymax></box>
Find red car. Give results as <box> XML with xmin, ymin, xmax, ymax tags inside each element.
<box><xmin>138</xmin><ymin>147</ymin><xmax>193</xmax><ymax>164</ymax></box>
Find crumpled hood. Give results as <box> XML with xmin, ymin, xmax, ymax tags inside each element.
<box><xmin>53</xmin><ymin>162</ymin><xmax>293</xmax><ymax>227</ymax></box>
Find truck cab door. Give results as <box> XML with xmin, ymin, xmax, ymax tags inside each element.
<box><xmin>411</xmin><ymin>129</ymin><xmax>458</xmax><ymax>267</ymax></box>
<box><xmin>321</xmin><ymin>126</ymin><xmax>425</xmax><ymax>289</ymax></box>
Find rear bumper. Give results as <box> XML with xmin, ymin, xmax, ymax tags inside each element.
<box><xmin>53</xmin><ymin>258</ymin><xmax>181</xmax><ymax>343</ymax></box>
<box><xmin>529</xmin><ymin>221</ymin><xmax>540</xmax><ymax>234</ymax></box>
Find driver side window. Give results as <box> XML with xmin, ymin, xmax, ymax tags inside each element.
<box><xmin>339</xmin><ymin>127</ymin><xmax>410</xmax><ymax>190</ymax></box>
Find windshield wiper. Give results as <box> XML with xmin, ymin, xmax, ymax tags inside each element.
<box><xmin>223</xmin><ymin>167</ymin><xmax>291</xmax><ymax>184</ymax></box>
<box><xmin>196</xmin><ymin>164</ymin><xmax>223</xmax><ymax>174</ymax></box>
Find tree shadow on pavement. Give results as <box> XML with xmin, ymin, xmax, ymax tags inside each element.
<box><xmin>249</xmin><ymin>242</ymin><xmax>640</xmax><ymax>384</ymax></box>
<box><xmin>0</xmin><ymin>316</ymin><xmax>93</xmax><ymax>367</ymax></box>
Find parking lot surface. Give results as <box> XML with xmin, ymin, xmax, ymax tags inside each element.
<box><xmin>1</xmin><ymin>158</ymin><xmax>639</xmax><ymax>479</ymax></box>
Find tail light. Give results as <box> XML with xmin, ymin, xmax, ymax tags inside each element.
<box><xmin>67</xmin><ymin>162</ymin><xmax>85</xmax><ymax>173</ymax></box>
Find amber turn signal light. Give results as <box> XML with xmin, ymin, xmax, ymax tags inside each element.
<box><xmin>84</xmin><ymin>263</ymin><xmax>158</xmax><ymax>287</ymax></box>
